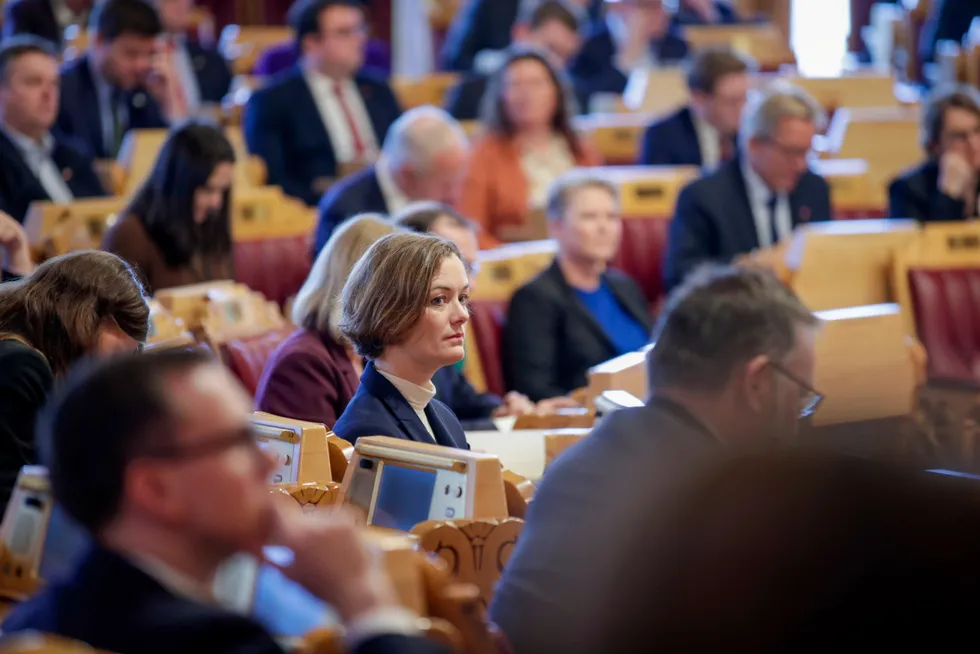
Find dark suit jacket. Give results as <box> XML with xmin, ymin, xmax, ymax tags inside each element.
<box><xmin>444</xmin><ymin>70</ymin><xmax>590</xmax><ymax>121</ymax></box>
<box><xmin>672</xmin><ymin>1</ymin><xmax>742</xmax><ymax>25</ymax></box>
<box><xmin>314</xmin><ymin>165</ymin><xmax>389</xmax><ymax>257</ymax></box>
<box><xmin>919</xmin><ymin>0</ymin><xmax>980</xmax><ymax>66</ymax></box>
<box><xmin>244</xmin><ymin>69</ymin><xmax>402</xmax><ymax>206</ymax></box>
<box><xmin>504</xmin><ymin>260</ymin><xmax>653</xmax><ymax>402</ymax></box>
<box><xmin>489</xmin><ymin>396</ymin><xmax>723</xmax><ymax>654</ymax></box>
<box><xmin>638</xmin><ymin>105</ymin><xmax>706</xmax><ymax>167</ymax></box>
<box><xmin>0</xmin><ymin>130</ymin><xmax>106</xmax><ymax>224</ymax></box>
<box><xmin>57</xmin><ymin>55</ymin><xmax>168</xmax><ymax>159</ymax></box>
<box><xmin>888</xmin><ymin>160</ymin><xmax>977</xmax><ymax>222</ymax></box>
<box><xmin>333</xmin><ymin>362</ymin><xmax>470</xmax><ymax>449</ymax></box>
<box><xmin>432</xmin><ymin>364</ymin><xmax>501</xmax><ymax>424</ymax></box>
<box><xmin>663</xmin><ymin>158</ymin><xmax>832</xmax><ymax>291</ymax></box>
<box><xmin>2</xmin><ymin>0</ymin><xmax>63</xmax><ymax>46</ymax></box>
<box><xmin>439</xmin><ymin>0</ymin><xmax>519</xmax><ymax>72</ymax></box>
<box><xmin>570</xmin><ymin>23</ymin><xmax>690</xmax><ymax>104</ymax></box>
<box><xmin>255</xmin><ymin>327</ymin><xmax>360</xmax><ymax>428</ymax></box>
<box><xmin>2</xmin><ymin>545</ymin><xmax>446</xmax><ymax>654</ymax></box>
<box><xmin>185</xmin><ymin>41</ymin><xmax>233</xmax><ymax>104</ymax></box>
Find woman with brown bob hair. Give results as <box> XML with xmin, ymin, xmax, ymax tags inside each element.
<box><xmin>0</xmin><ymin>250</ymin><xmax>150</xmax><ymax>511</ymax></box>
<box><xmin>332</xmin><ymin>232</ymin><xmax>470</xmax><ymax>449</ymax></box>
<box><xmin>458</xmin><ymin>46</ymin><xmax>601</xmax><ymax>247</ymax></box>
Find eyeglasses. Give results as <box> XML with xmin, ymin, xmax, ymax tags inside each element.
<box><xmin>770</xmin><ymin>361</ymin><xmax>823</xmax><ymax>418</ymax></box>
<box><xmin>137</xmin><ymin>425</ymin><xmax>261</xmax><ymax>462</ymax></box>
<box><xmin>764</xmin><ymin>138</ymin><xmax>812</xmax><ymax>161</ymax></box>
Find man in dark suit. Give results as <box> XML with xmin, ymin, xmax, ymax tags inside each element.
<box><xmin>153</xmin><ymin>0</ymin><xmax>233</xmax><ymax>109</ymax></box>
<box><xmin>0</xmin><ymin>37</ymin><xmax>105</xmax><ymax>224</ymax></box>
<box><xmin>2</xmin><ymin>349</ymin><xmax>448</xmax><ymax>654</ymax></box>
<box><xmin>672</xmin><ymin>0</ymin><xmax>742</xmax><ymax>25</ymax></box>
<box><xmin>663</xmin><ymin>85</ymin><xmax>832</xmax><ymax>292</ymax></box>
<box><xmin>571</xmin><ymin>0</ymin><xmax>689</xmax><ymax>109</ymax></box>
<box><xmin>444</xmin><ymin>0</ymin><xmax>585</xmax><ymax>121</ymax></box>
<box><xmin>245</xmin><ymin>0</ymin><xmax>402</xmax><ymax>206</ymax></box>
<box><xmin>889</xmin><ymin>85</ymin><xmax>980</xmax><ymax>222</ymax></box>
<box><xmin>57</xmin><ymin>0</ymin><xmax>173</xmax><ymax>160</ymax></box>
<box><xmin>314</xmin><ymin>106</ymin><xmax>469</xmax><ymax>254</ymax></box>
<box><xmin>918</xmin><ymin>0</ymin><xmax>980</xmax><ymax>72</ymax></box>
<box><xmin>439</xmin><ymin>0</ymin><xmax>520</xmax><ymax>73</ymax></box>
<box><xmin>638</xmin><ymin>47</ymin><xmax>750</xmax><ymax>168</ymax></box>
<box><xmin>2</xmin><ymin>0</ymin><xmax>92</xmax><ymax>49</ymax></box>
<box><xmin>490</xmin><ymin>264</ymin><xmax>822</xmax><ymax>654</ymax></box>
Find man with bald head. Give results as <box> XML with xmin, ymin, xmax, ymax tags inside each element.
<box><xmin>313</xmin><ymin>105</ymin><xmax>471</xmax><ymax>256</ymax></box>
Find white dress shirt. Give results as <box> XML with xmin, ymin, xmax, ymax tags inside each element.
<box><xmin>377</xmin><ymin>369</ymin><xmax>437</xmax><ymax>440</ymax></box>
<box><xmin>375</xmin><ymin>156</ymin><xmax>411</xmax><ymax>213</ymax></box>
<box><xmin>607</xmin><ymin>14</ymin><xmax>659</xmax><ymax>76</ymax></box>
<box><xmin>692</xmin><ymin>111</ymin><xmax>721</xmax><ymax>171</ymax></box>
<box><xmin>1</xmin><ymin>124</ymin><xmax>74</xmax><ymax>203</ymax></box>
<box><xmin>741</xmin><ymin>159</ymin><xmax>792</xmax><ymax>249</ymax></box>
<box><xmin>303</xmin><ymin>69</ymin><xmax>379</xmax><ymax>165</ymax></box>
<box><xmin>88</xmin><ymin>57</ymin><xmax>128</xmax><ymax>157</ymax></box>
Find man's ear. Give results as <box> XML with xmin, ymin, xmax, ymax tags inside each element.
<box><xmin>742</xmin><ymin>354</ymin><xmax>771</xmax><ymax>414</ymax></box>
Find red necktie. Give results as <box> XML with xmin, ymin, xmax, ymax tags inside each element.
<box><xmin>165</xmin><ymin>36</ymin><xmax>188</xmax><ymax>117</ymax></box>
<box><xmin>332</xmin><ymin>81</ymin><xmax>366</xmax><ymax>160</ymax></box>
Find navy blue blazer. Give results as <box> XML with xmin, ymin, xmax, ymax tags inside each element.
<box><xmin>2</xmin><ymin>545</ymin><xmax>445</xmax><ymax>654</ymax></box>
<box><xmin>672</xmin><ymin>1</ymin><xmax>742</xmax><ymax>25</ymax></box>
<box><xmin>570</xmin><ymin>23</ymin><xmax>690</xmax><ymax>103</ymax></box>
<box><xmin>439</xmin><ymin>0</ymin><xmax>519</xmax><ymax>72</ymax></box>
<box><xmin>2</xmin><ymin>0</ymin><xmax>64</xmax><ymax>46</ymax></box>
<box><xmin>432</xmin><ymin>364</ymin><xmax>501</xmax><ymax>424</ymax></box>
<box><xmin>0</xmin><ymin>130</ymin><xmax>107</xmax><ymax>224</ymax></box>
<box><xmin>639</xmin><ymin>106</ymin><xmax>720</xmax><ymax>167</ymax></box>
<box><xmin>333</xmin><ymin>362</ymin><xmax>470</xmax><ymax>450</ymax></box>
<box><xmin>919</xmin><ymin>0</ymin><xmax>980</xmax><ymax>66</ymax></box>
<box><xmin>313</xmin><ymin>165</ymin><xmax>389</xmax><ymax>257</ymax></box>
<box><xmin>244</xmin><ymin>69</ymin><xmax>402</xmax><ymax>207</ymax></box>
<box><xmin>663</xmin><ymin>158</ymin><xmax>832</xmax><ymax>291</ymax></box>
<box><xmin>888</xmin><ymin>160</ymin><xmax>977</xmax><ymax>222</ymax></box>
<box><xmin>185</xmin><ymin>41</ymin><xmax>233</xmax><ymax>105</ymax></box>
<box><xmin>57</xmin><ymin>55</ymin><xmax>168</xmax><ymax>159</ymax></box>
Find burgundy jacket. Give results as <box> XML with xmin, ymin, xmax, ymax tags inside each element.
<box><xmin>254</xmin><ymin>327</ymin><xmax>359</xmax><ymax>428</ymax></box>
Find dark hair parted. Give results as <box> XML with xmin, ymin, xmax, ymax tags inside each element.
<box><xmin>0</xmin><ymin>35</ymin><xmax>58</xmax><ymax>85</ymax></box>
<box><xmin>519</xmin><ymin>0</ymin><xmax>579</xmax><ymax>32</ymax></box>
<box><xmin>0</xmin><ymin>251</ymin><xmax>150</xmax><ymax>375</ymax></box>
<box><xmin>339</xmin><ymin>232</ymin><xmax>462</xmax><ymax>359</ymax></box>
<box><xmin>921</xmin><ymin>84</ymin><xmax>980</xmax><ymax>153</ymax></box>
<box><xmin>124</xmin><ymin>120</ymin><xmax>235</xmax><ymax>268</ymax></box>
<box><xmin>289</xmin><ymin>0</ymin><xmax>366</xmax><ymax>48</ymax></box>
<box><xmin>686</xmin><ymin>47</ymin><xmax>753</xmax><ymax>95</ymax></box>
<box><xmin>37</xmin><ymin>349</ymin><xmax>213</xmax><ymax>534</ymax></box>
<box><xmin>393</xmin><ymin>201</ymin><xmax>476</xmax><ymax>234</ymax></box>
<box><xmin>89</xmin><ymin>0</ymin><xmax>162</xmax><ymax>41</ymax></box>
<box><xmin>480</xmin><ymin>46</ymin><xmax>584</xmax><ymax>159</ymax></box>
<box><xmin>647</xmin><ymin>265</ymin><xmax>818</xmax><ymax>392</ymax></box>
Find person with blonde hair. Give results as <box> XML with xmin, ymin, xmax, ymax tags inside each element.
<box><xmin>254</xmin><ymin>214</ymin><xmax>398</xmax><ymax>426</ymax></box>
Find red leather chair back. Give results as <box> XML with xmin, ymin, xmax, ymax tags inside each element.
<box><xmin>613</xmin><ymin>216</ymin><xmax>671</xmax><ymax>307</ymax></box>
<box><xmin>908</xmin><ymin>267</ymin><xmax>980</xmax><ymax>385</ymax></box>
<box><xmin>233</xmin><ymin>233</ymin><xmax>313</xmax><ymax>307</ymax></box>
<box><xmin>469</xmin><ymin>300</ymin><xmax>509</xmax><ymax>397</ymax></box>
<box><xmin>223</xmin><ymin>327</ymin><xmax>295</xmax><ymax>396</ymax></box>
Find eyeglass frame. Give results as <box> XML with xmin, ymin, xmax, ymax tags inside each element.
<box><xmin>769</xmin><ymin>360</ymin><xmax>823</xmax><ymax>418</ymax></box>
<box><xmin>135</xmin><ymin>425</ymin><xmax>265</xmax><ymax>462</ymax></box>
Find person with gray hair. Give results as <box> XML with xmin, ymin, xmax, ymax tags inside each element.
<box><xmin>663</xmin><ymin>83</ymin><xmax>832</xmax><ymax>292</ymax></box>
<box><xmin>313</xmin><ymin>105</ymin><xmax>470</xmax><ymax>256</ymax></box>
<box><xmin>490</xmin><ymin>263</ymin><xmax>822</xmax><ymax>654</ymax></box>
<box><xmin>889</xmin><ymin>84</ymin><xmax>980</xmax><ymax>222</ymax></box>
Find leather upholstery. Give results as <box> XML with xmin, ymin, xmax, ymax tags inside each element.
<box><xmin>612</xmin><ymin>217</ymin><xmax>670</xmax><ymax>306</ymax></box>
<box><xmin>908</xmin><ymin>267</ymin><xmax>980</xmax><ymax>385</ymax></box>
<box><xmin>233</xmin><ymin>233</ymin><xmax>313</xmax><ymax>306</ymax></box>
<box><xmin>469</xmin><ymin>300</ymin><xmax>509</xmax><ymax>397</ymax></box>
<box><xmin>223</xmin><ymin>327</ymin><xmax>295</xmax><ymax>396</ymax></box>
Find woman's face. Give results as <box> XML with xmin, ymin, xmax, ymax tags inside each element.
<box><xmin>93</xmin><ymin>321</ymin><xmax>141</xmax><ymax>356</ymax></box>
<box><xmin>553</xmin><ymin>186</ymin><xmax>623</xmax><ymax>265</ymax></box>
<box><xmin>502</xmin><ymin>58</ymin><xmax>559</xmax><ymax>131</ymax></box>
<box><xmin>393</xmin><ymin>255</ymin><xmax>470</xmax><ymax>374</ymax></box>
<box><xmin>193</xmin><ymin>162</ymin><xmax>234</xmax><ymax>224</ymax></box>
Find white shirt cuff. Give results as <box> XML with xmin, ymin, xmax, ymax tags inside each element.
<box><xmin>345</xmin><ymin>606</ymin><xmax>420</xmax><ymax>648</ymax></box>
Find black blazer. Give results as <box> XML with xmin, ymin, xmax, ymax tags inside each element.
<box><xmin>244</xmin><ymin>69</ymin><xmax>402</xmax><ymax>206</ymax></box>
<box><xmin>888</xmin><ymin>160</ymin><xmax>976</xmax><ymax>222</ymax></box>
<box><xmin>663</xmin><ymin>158</ymin><xmax>832</xmax><ymax>292</ymax></box>
<box><xmin>0</xmin><ymin>130</ymin><xmax>107</xmax><ymax>224</ymax></box>
<box><xmin>432</xmin><ymin>364</ymin><xmax>501</xmax><ymax>425</ymax></box>
<box><xmin>333</xmin><ymin>362</ymin><xmax>470</xmax><ymax>449</ymax></box>
<box><xmin>2</xmin><ymin>545</ymin><xmax>447</xmax><ymax>654</ymax></box>
<box><xmin>57</xmin><ymin>55</ymin><xmax>168</xmax><ymax>159</ymax></box>
<box><xmin>439</xmin><ymin>0</ymin><xmax>519</xmax><ymax>72</ymax></box>
<box><xmin>185</xmin><ymin>41</ymin><xmax>234</xmax><ymax>104</ymax></box>
<box><xmin>313</xmin><ymin>165</ymin><xmax>389</xmax><ymax>257</ymax></box>
<box><xmin>638</xmin><ymin>106</ymin><xmax>705</xmax><ymax>167</ymax></box>
<box><xmin>503</xmin><ymin>260</ymin><xmax>653</xmax><ymax>402</ymax></box>
<box><xmin>0</xmin><ymin>340</ymin><xmax>52</xmax><ymax>515</ymax></box>
<box><xmin>2</xmin><ymin>0</ymin><xmax>63</xmax><ymax>46</ymax></box>
<box><xmin>672</xmin><ymin>1</ymin><xmax>742</xmax><ymax>25</ymax></box>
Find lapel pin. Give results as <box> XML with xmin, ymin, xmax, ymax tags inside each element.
<box><xmin>62</xmin><ymin>168</ymin><xmax>73</xmax><ymax>182</ymax></box>
<box><xmin>799</xmin><ymin>206</ymin><xmax>811</xmax><ymax>223</ymax></box>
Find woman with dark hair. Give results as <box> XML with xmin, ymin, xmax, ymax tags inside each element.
<box><xmin>0</xmin><ymin>250</ymin><xmax>150</xmax><ymax>511</ymax></box>
<box><xmin>458</xmin><ymin>46</ymin><xmax>601</xmax><ymax>247</ymax></box>
<box><xmin>102</xmin><ymin>121</ymin><xmax>236</xmax><ymax>294</ymax></box>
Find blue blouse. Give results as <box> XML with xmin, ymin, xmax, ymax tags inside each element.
<box><xmin>574</xmin><ymin>280</ymin><xmax>650</xmax><ymax>356</ymax></box>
